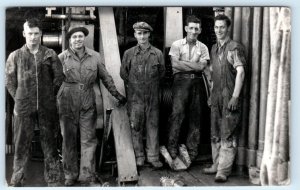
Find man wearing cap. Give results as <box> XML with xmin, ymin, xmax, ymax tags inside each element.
<box><xmin>167</xmin><ymin>15</ymin><xmax>210</xmax><ymax>165</ymax></box>
<box><xmin>5</xmin><ymin>18</ymin><xmax>64</xmax><ymax>186</ymax></box>
<box><xmin>58</xmin><ymin>25</ymin><xmax>126</xmax><ymax>186</ymax></box>
<box><xmin>203</xmin><ymin>15</ymin><xmax>245</xmax><ymax>182</ymax></box>
<box><xmin>120</xmin><ymin>22</ymin><xmax>165</xmax><ymax>168</ymax></box>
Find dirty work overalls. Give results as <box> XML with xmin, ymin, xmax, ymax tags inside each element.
<box><xmin>5</xmin><ymin>45</ymin><xmax>64</xmax><ymax>185</ymax></box>
<box><xmin>210</xmin><ymin>40</ymin><xmax>245</xmax><ymax>176</ymax></box>
<box><xmin>120</xmin><ymin>45</ymin><xmax>165</xmax><ymax>163</ymax></box>
<box><xmin>58</xmin><ymin>47</ymin><xmax>119</xmax><ymax>182</ymax></box>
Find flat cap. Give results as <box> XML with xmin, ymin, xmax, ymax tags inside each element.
<box><xmin>133</xmin><ymin>22</ymin><xmax>153</xmax><ymax>32</ymax></box>
<box><xmin>66</xmin><ymin>25</ymin><xmax>89</xmax><ymax>39</ymax></box>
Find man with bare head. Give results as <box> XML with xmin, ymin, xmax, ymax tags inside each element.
<box><xmin>167</xmin><ymin>15</ymin><xmax>210</xmax><ymax>166</ymax></box>
<box><xmin>203</xmin><ymin>14</ymin><xmax>246</xmax><ymax>182</ymax></box>
<box><xmin>5</xmin><ymin>18</ymin><xmax>64</xmax><ymax>186</ymax></box>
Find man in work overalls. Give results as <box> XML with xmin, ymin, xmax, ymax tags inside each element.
<box><xmin>120</xmin><ymin>22</ymin><xmax>165</xmax><ymax>168</ymax></box>
<box><xmin>5</xmin><ymin>18</ymin><xmax>64</xmax><ymax>187</ymax></box>
<box><xmin>167</xmin><ymin>15</ymin><xmax>210</xmax><ymax>165</ymax></box>
<box><xmin>57</xmin><ymin>26</ymin><xmax>126</xmax><ymax>186</ymax></box>
<box><xmin>203</xmin><ymin>14</ymin><xmax>246</xmax><ymax>182</ymax></box>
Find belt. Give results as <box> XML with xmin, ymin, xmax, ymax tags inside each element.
<box><xmin>63</xmin><ymin>82</ymin><xmax>94</xmax><ymax>90</ymax></box>
<box><xmin>174</xmin><ymin>73</ymin><xmax>203</xmax><ymax>79</ymax></box>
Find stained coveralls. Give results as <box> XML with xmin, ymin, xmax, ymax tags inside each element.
<box><xmin>167</xmin><ymin>38</ymin><xmax>210</xmax><ymax>161</ymax></box>
<box><xmin>210</xmin><ymin>39</ymin><xmax>246</xmax><ymax>176</ymax></box>
<box><xmin>120</xmin><ymin>44</ymin><xmax>165</xmax><ymax>163</ymax></box>
<box><xmin>58</xmin><ymin>47</ymin><xmax>122</xmax><ymax>182</ymax></box>
<box><xmin>5</xmin><ymin>45</ymin><xmax>64</xmax><ymax>185</ymax></box>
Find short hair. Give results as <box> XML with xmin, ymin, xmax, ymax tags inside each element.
<box><xmin>214</xmin><ymin>15</ymin><xmax>231</xmax><ymax>27</ymax></box>
<box><xmin>185</xmin><ymin>15</ymin><xmax>201</xmax><ymax>26</ymax></box>
<box><xmin>23</xmin><ymin>18</ymin><xmax>42</xmax><ymax>30</ymax></box>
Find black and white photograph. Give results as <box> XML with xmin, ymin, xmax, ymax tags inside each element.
<box><xmin>4</xmin><ymin>6</ymin><xmax>291</xmax><ymax>187</ymax></box>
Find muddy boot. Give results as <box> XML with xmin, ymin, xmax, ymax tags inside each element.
<box><xmin>48</xmin><ymin>182</ymin><xmax>62</xmax><ymax>187</ymax></box>
<box><xmin>215</xmin><ymin>173</ymin><xmax>228</xmax><ymax>183</ymax></box>
<box><xmin>203</xmin><ymin>164</ymin><xmax>218</xmax><ymax>175</ymax></box>
<box><xmin>148</xmin><ymin>160</ymin><xmax>163</xmax><ymax>168</ymax></box>
<box><xmin>65</xmin><ymin>179</ymin><xmax>76</xmax><ymax>186</ymax></box>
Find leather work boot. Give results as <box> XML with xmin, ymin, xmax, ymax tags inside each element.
<box><xmin>215</xmin><ymin>173</ymin><xmax>228</xmax><ymax>183</ymax></box>
<box><xmin>203</xmin><ymin>164</ymin><xmax>218</xmax><ymax>175</ymax></box>
<box><xmin>148</xmin><ymin>160</ymin><xmax>163</xmax><ymax>168</ymax></box>
<box><xmin>65</xmin><ymin>179</ymin><xmax>76</xmax><ymax>186</ymax></box>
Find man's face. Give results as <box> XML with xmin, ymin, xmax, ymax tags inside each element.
<box><xmin>185</xmin><ymin>22</ymin><xmax>201</xmax><ymax>42</ymax></box>
<box><xmin>134</xmin><ymin>30</ymin><xmax>150</xmax><ymax>45</ymax></box>
<box><xmin>69</xmin><ymin>31</ymin><xmax>85</xmax><ymax>50</ymax></box>
<box><xmin>23</xmin><ymin>26</ymin><xmax>41</xmax><ymax>46</ymax></box>
<box><xmin>214</xmin><ymin>20</ymin><xmax>229</xmax><ymax>41</ymax></box>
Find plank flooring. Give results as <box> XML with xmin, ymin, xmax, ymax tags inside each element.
<box><xmin>5</xmin><ymin>155</ymin><xmax>255</xmax><ymax>187</ymax></box>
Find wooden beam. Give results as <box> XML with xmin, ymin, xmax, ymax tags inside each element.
<box><xmin>98</xmin><ymin>7</ymin><xmax>138</xmax><ymax>184</ymax></box>
<box><xmin>165</xmin><ymin>7</ymin><xmax>183</xmax><ymax>47</ymax></box>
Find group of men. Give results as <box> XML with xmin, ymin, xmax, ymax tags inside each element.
<box><xmin>5</xmin><ymin>13</ymin><xmax>245</xmax><ymax>187</ymax></box>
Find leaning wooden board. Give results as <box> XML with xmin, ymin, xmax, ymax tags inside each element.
<box><xmin>98</xmin><ymin>7</ymin><xmax>138</xmax><ymax>184</ymax></box>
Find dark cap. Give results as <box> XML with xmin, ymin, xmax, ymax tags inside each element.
<box><xmin>133</xmin><ymin>22</ymin><xmax>153</xmax><ymax>32</ymax></box>
<box><xmin>66</xmin><ymin>26</ymin><xmax>89</xmax><ymax>39</ymax></box>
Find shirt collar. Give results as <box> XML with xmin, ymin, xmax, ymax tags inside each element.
<box><xmin>217</xmin><ymin>36</ymin><xmax>230</xmax><ymax>48</ymax></box>
<box><xmin>67</xmin><ymin>46</ymin><xmax>92</xmax><ymax>57</ymax></box>
<box><xmin>134</xmin><ymin>44</ymin><xmax>156</xmax><ymax>55</ymax></box>
<box><xmin>23</xmin><ymin>44</ymin><xmax>41</xmax><ymax>54</ymax></box>
<box><xmin>182</xmin><ymin>37</ymin><xmax>200</xmax><ymax>47</ymax></box>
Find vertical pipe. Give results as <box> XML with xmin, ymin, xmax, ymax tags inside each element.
<box><xmin>248</xmin><ymin>7</ymin><xmax>262</xmax><ymax>167</ymax></box>
<box><xmin>233</xmin><ymin>7</ymin><xmax>242</xmax><ymax>42</ymax></box>
<box><xmin>257</xmin><ymin>7</ymin><xmax>270</xmax><ymax>167</ymax></box>
<box><xmin>260</xmin><ymin>7</ymin><xmax>281</xmax><ymax>185</ymax></box>
<box><xmin>224</xmin><ymin>7</ymin><xmax>233</xmax><ymax>38</ymax></box>
<box><xmin>236</xmin><ymin>7</ymin><xmax>251</xmax><ymax>173</ymax></box>
<box><xmin>277</xmin><ymin>26</ymin><xmax>290</xmax><ymax>185</ymax></box>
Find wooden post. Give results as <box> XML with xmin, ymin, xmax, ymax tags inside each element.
<box><xmin>248</xmin><ymin>7</ymin><xmax>262</xmax><ymax>167</ymax></box>
<box><xmin>165</xmin><ymin>7</ymin><xmax>183</xmax><ymax>47</ymax></box>
<box><xmin>260</xmin><ymin>7</ymin><xmax>282</xmax><ymax>185</ymax></box>
<box><xmin>236</xmin><ymin>7</ymin><xmax>251</xmax><ymax>173</ymax></box>
<box><xmin>98</xmin><ymin>7</ymin><xmax>138</xmax><ymax>184</ymax></box>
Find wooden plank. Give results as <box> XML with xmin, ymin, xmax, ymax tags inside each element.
<box><xmin>165</xmin><ymin>7</ymin><xmax>183</xmax><ymax>47</ymax></box>
<box><xmin>247</xmin><ymin>7</ymin><xmax>262</xmax><ymax>167</ymax></box>
<box><xmin>98</xmin><ymin>7</ymin><xmax>138</xmax><ymax>183</ymax></box>
<box><xmin>257</xmin><ymin>7</ymin><xmax>270</xmax><ymax>167</ymax></box>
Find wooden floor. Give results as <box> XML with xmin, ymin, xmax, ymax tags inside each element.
<box><xmin>5</xmin><ymin>154</ymin><xmax>254</xmax><ymax>187</ymax></box>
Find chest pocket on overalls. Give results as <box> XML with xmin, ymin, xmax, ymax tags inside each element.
<box><xmin>64</xmin><ymin>62</ymin><xmax>77</xmax><ymax>80</ymax></box>
<box><xmin>149</xmin><ymin>56</ymin><xmax>160</xmax><ymax>79</ymax></box>
<box><xmin>84</xmin><ymin>64</ymin><xmax>97</xmax><ymax>83</ymax></box>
